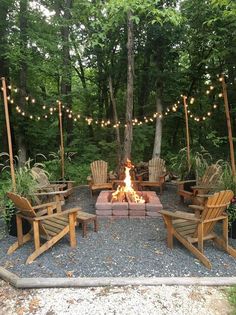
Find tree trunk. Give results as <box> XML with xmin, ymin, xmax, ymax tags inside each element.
<box><xmin>108</xmin><ymin>75</ymin><xmax>122</xmax><ymax>165</ymax></box>
<box><xmin>123</xmin><ymin>10</ymin><xmax>134</xmax><ymax>163</ymax></box>
<box><xmin>152</xmin><ymin>93</ymin><xmax>162</xmax><ymax>157</ymax></box>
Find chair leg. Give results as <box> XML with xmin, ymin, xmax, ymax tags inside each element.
<box><xmin>165</xmin><ymin>217</ymin><xmax>173</xmax><ymax>249</ymax></box>
<box><xmin>180</xmin><ymin>196</ymin><xmax>184</xmax><ymax>203</ymax></box>
<box><xmin>26</xmin><ymin>226</ymin><xmax>70</xmax><ymax>264</ymax></box>
<box><xmin>94</xmin><ymin>218</ymin><xmax>98</xmax><ymax>232</ymax></box>
<box><xmin>214</xmin><ymin>220</ymin><xmax>236</xmax><ymax>259</ymax></box>
<box><xmin>33</xmin><ymin>221</ymin><xmax>40</xmax><ymax>250</ymax></box>
<box><xmin>7</xmin><ymin>233</ymin><xmax>32</xmax><ymax>255</ymax></box>
<box><xmin>69</xmin><ymin>213</ymin><xmax>76</xmax><ymax>247</ymax></box>
<box><xmin>174</xmin><ymin>231</ymin><xmax>212</xmax><ymax>269</ymax></box>
<box><xmin>214</xmin><ymin>236</ymin><xmax>236</xmax><ymax>258</ymax></box>
<box><xmin>159</xmin><ymin>185</ymin><xmax>163</xmax><ymax>195</ymax></box>
<box><xmin>82</xmin><ymin>223</ymin><xmax>87</xmax><ymax>237</ymax></box>
<box><xmin>197</xmin><ymin>222</ymin><xmax>204</xmax><ymax>252</ymax></box>
<box><xmin>16</xmin><ymin>215</ymin><xmax>23</xmax><ymax>246</ymax></box>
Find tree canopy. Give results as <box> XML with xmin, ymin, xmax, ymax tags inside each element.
<box><xmin>0</xmin><ymin>0</ymin><xmax>235</xmax><ymax>181</ymax></box>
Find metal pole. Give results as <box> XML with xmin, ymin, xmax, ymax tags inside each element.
<box><xmin>1</xmin><ymin>77</ymin><xmax>16</xmax><ymax>190</ymax></box>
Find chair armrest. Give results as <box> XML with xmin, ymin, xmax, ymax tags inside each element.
<box><xmin>50</xmin><ymin>180</ymin><xmax>75</xmax><ymax>184</ymax></box>
<box><xmin>195</xmin><ymin>194</ymin><xmax>212</xmax><ymax>198</ymax></box>
<box><xmin>188</xmin><ymin>205</ymin><xmax>204</xmax><ymax>211</ymax></box>
<box><xmin>159</xmin><ymin>210</ymin><xmax>200</xmax><ymax>221</ymax></box>
<box><xmin>177</xmin><ymin>179</ymin><xmax>196</xmax><ymax>185</ymax></box>
<box><xmin>192</xmin><ymin>185</ymin><xmax>218</xmax><ymax>190</ymax></box>
<box><xmin>35</xmin><ymin>207</ymin><xmax>81</xmax><ymax>221</ymax></box>
<box><xmin>34</xmin><ymin>190</ymin><xmax>69</xmax><ymax>196</ymax></box>
<box><xmin>33</xmin><ymin>202</ymin><xmax>57</xmax><ymax>210</ymax></box>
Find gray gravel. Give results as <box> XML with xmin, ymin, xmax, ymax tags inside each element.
<box><xmin>0</xmin><ymin>184</ymin><xmax>236</xmax><ymax>277</ymax></box>
<box><xmin>0</xmin><ymin>280</ymin><xmax>233</xmax><ymax>315</ymax></box>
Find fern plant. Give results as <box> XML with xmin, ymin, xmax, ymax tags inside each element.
<box><xmin>0</xmin><ymin>157</ymin><xmax>39</xmax><ymax>233</ymax></box>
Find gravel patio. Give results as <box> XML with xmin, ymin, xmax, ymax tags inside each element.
<box><xmin>0</xmin><ymin>183</ymin><xmax>236</xmax><ymax>278</ymax></box>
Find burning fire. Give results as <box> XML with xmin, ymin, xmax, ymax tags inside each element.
<box><xmin>112</xmin><ymin>159</ymin><xmax>145</xmax><ymax>203</ymax></box>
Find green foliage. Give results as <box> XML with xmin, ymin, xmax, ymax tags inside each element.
<box><xmin>0</xmin><ymin>0</ymin><xmax>235</xmax><ymax>189</ymax></box>
<box><xmin>219</xmin><ymin>162</ymin><xmax>236</xmax><ymax>195</ymax></box>
<box><xmin>0</xmin><ymin>179</ymin><xmax>15</xmax><ymax>233</ymax></box>
<box><xmin>64</xmin><ymin>162</ymin><xmax>90</xmax><ymax>184</ymax></box>
<box><xmin>206</xmin><ymin>131</ymin><xmax>227</xmax><ymax>148</ymax></box>
<box><xmin>0</xmin><ymin>157</ymin><xmax>39</xmax><ymax>233</ymax></box>
<box><xmin>14</xmin><ymin>162</ymin><xmax>39</xmax><ymax>202</ymax></box>
<box><xmin>227</xmin><ymin>286</ymin><xmax>236</xmax><ymax>312</ymax></box>
<box><xmin>132</xmin><ymin>125</ymin><xmax>154</xmax><ymax>163</ymax></box>
<box><xmin>219</xmin><ymin>162</ymin><xmax>236</xmax><ymax>226</ymax></box>
<box><xmin>227</xmin><ymin>201</ymin><xmax>236</xmax><ymax>227</ymax></box>
<box><xmin>169</xmin><ymin>147</ymin><xmax>212</xmax><ymax>180</ymax></box>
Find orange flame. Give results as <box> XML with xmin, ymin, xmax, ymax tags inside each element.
<box><xmin>112</xmin><ymin>160</ymin><xmax>145</xmax><ymax>203</ymax></box>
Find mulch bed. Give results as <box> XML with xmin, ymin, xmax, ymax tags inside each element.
<box><xmin>0</xmin><ymin>183</ymin><xmax>236</xmax><ymax>278</ymax></box>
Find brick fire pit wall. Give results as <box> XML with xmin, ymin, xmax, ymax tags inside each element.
<box><xmin>95</xmin><ymin>190</ymin><xmax>163</xmax><ymax>218</ymax></box>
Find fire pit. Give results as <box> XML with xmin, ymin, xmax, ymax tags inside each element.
<box><xmin>95</xmin><ymin>159</ymin><xmax>163</xmax><ymax>218</ymax></box>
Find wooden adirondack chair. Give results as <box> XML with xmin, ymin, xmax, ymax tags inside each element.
<box><xmin>32</xmin><ymin>167</ymin><xmax>74</xmax><ymax>198</ymax></box>
<box><xmin>160</xmin><ymin>190</ymin><xmax>236</xmax><ymax>269</ymax></box>
<box><xmin>177</xmin><ymin>164</ymin><xmax>222</xmax><ymax>204</ymax></box>
<box><xmin>7</xmin><ymin>192</ymin><xmax>80</xmax><ymax>264</ymax></box>
<box><xmin>140</xmin><ymin>157</ymin><xmax>167</xmax><ymax>194</ymax></box>
<box><xmin>88</xmin><ymin>160</ymin><xmax>112</xmax><ymax>195</ymax></box>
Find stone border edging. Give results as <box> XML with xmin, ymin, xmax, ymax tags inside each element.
<box><xmin>1</xmin><ymin>266</ymin><xmax>236</xmax><ymax>289</ymax></box>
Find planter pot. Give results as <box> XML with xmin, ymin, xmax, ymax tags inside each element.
<box><xmin>8</xmin><ymin>213</ymin><xmax>31</xmax><ymax>237</ymax></box>
<box><xmin>228</xmin><ymin>220</ymin><xmax>236</xmax><ymax>239</ymax></box>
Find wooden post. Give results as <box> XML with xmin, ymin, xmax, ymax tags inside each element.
<box><xmin>183</xmin><ymin>95</ymin><xmax>191</xmax><ymax>171</ymax></box>
<box><xmin>1</xmin><ymin>77</ymin><xmax>16</xmax><ymax>191</ymax></box>
<box><xmin>58</xmin><ymin>101</ymin><xmax>65</xmax><ymax>179</ymax></box>
<box><xmin>221</xmin><ymin>75</ymin><xmax>236</xmax><ymax>177</ymax></box>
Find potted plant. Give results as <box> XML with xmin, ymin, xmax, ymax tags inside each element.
<box><xmin>170</xmin><ymin>147</ymin><xmax>212</xmax><ymax>192</ymax></box>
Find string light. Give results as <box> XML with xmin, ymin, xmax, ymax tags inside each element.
<box><xmin>3</xmin><ymin>73</ymin><xmax>224</xmax><ymax>126</ymax></box>
<box><xmin>190</xmin><ymin>97</ymin><xmax>195</xmax><ymax>104</ymax></box>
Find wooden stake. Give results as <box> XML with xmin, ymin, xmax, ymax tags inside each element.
<box><xmin>1</xmin><ymin>77</ymin><xmax>16</xmax><ymax>191</ymax></box>
<box><xmin>183</xmin><ymin>96</ymin><xmax>191</xmax><ymax>171</ymax></box>
<box><xmin>221</xmin><ymin>75</ymin><xmax>236</xmax><ymax>177</ymax></box>
<box><xmin>58</xmin><ymin>101</ymin><xmax>65</xmax><ymax>179</ymax></box>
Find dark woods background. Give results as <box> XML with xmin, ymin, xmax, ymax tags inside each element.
<box><xmin>0</xmin><ymin>0</ymin><xmax>235</xmax><ymax>182</ymax></box>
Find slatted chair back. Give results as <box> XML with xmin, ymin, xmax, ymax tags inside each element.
<box><xmin>199</xmin><ymin>164</ymin><xmax>221</xmax><ymax>186</ymax></box>
<box><xmin>148</xmin><ymin>157</ymin><xmax>166</xmax><ymax>182</ymax></box>
<box><xmin>7</xmin><ymin>192</ymin><xmax>48</xmax><ymax>236</ymax></box>
<box><xmin>91</xmin><ymin>160</ymin><xmax>108</xmax><ymax>184</ymax></box>
<box><xmin>32</xmin><ymin>167</ymin><xmax>50</xmax><ymax>188</ymax></box>
<box><xmin>193</xmin><ymin>190</ymin><xmax>233</xmax><ymax>238</ymax></box>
